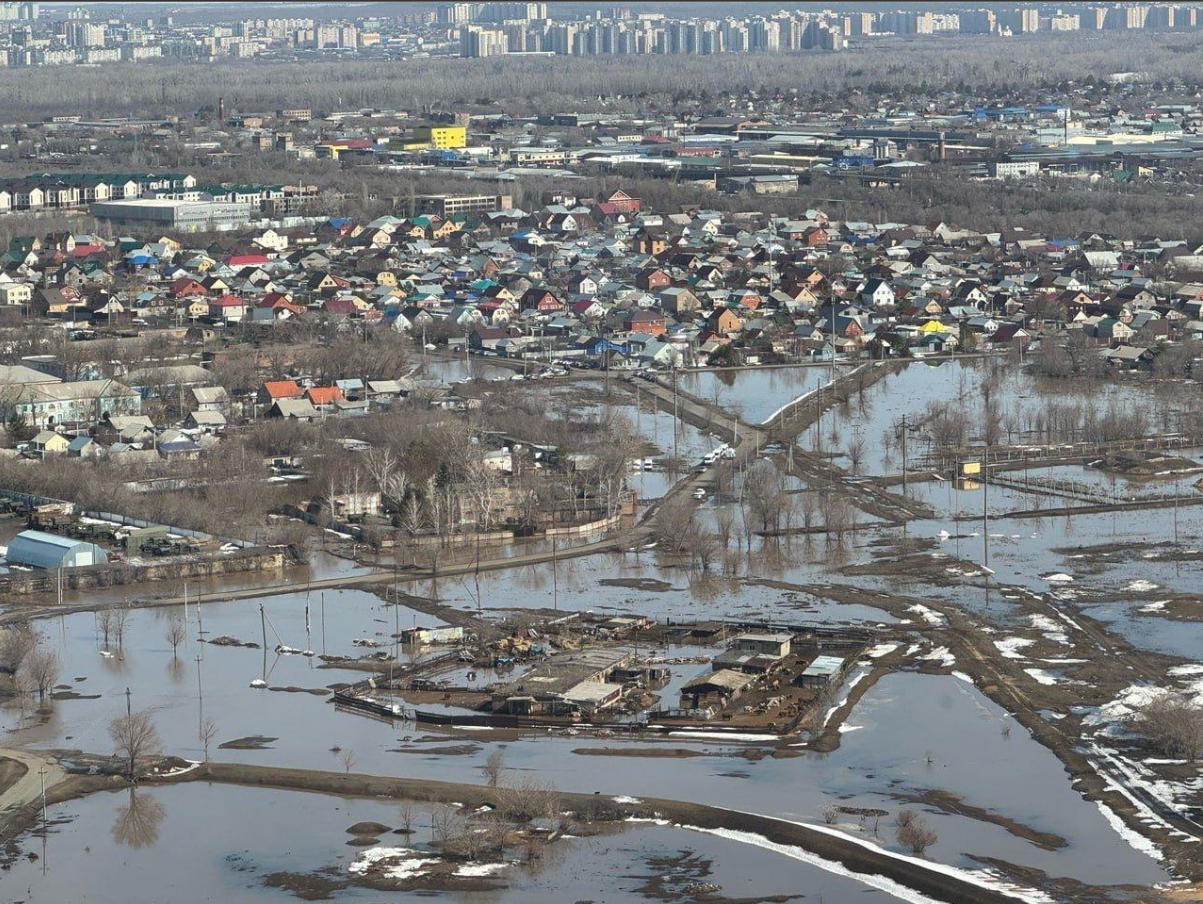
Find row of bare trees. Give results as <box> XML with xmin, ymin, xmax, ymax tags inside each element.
<box><xmin>0</xmin><ymin>623</ymin><xmax>60</xmax><ymax>704</ymax></box>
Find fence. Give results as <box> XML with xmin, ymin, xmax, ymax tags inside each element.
<box><xmin>0</xmin><ymin>488</ymin><xmax>256</xmax><ymax>549</ymax></box>
<box><xmin>915</xmin><ymin>433</ymin><xmax>1198</xmax><ymax>472</ymax></box>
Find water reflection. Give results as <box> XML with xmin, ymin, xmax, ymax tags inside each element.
<box><xmin>111</xmin><ymin>787</ymin><xmax>166</xmax><ymax>849</ymax></box>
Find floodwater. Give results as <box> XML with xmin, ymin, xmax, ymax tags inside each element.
<box><xmin>5</xmin><ymin>783</ymin><xmax>914</xmax><ymax>903</ymax></box>
<box><xmin>681</xmin><ymin>365</ymin><xmax>840</xmax><ymax>425</ymax></box>
<box><xmin>426</xmin><ymin>550</ymin><xmax>897</xmax><ymax>625</ymax></box>
<box><xmin>3</xmin><ymin>584</ymin><xmax>1167</xmax><ymax>892</ymax></box>
<box><xmin>809</xmin><ymin>358</ymin><xmax>1159</xmax><ymax>478</ymax></box>
<box><xmin>415</xmin><ymin>355</ymin><xmax>516</xmax><ymax>384</ymax></box>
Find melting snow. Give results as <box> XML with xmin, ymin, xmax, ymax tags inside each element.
<box><xmin>455</xmin><ymin>862</ymin><xmax>508</xmax><ymax>877</ymax></box>
<box><xmin>919</xmin><ymin>646</ymin><xmax>955</xmax><ymax>668</ymax></box>
<box><xmin>994</xmin><ymin>638</ymin><xmax>1034</xmax><ymax>660</ymax></box>
<box><xmin>906</xmin><ymin>604</ymin><xmax>946</xmax><ymax>626</ymax></box>
<box><xmin>1024</xmin><ymin>668</ymin><xmax>1058</xmax><ymax>686</ymax></box>
<box><xmin>1125</xmin><ymin>580</ymin><xmax>1159</xmax><ymax>593</ymax></box>
<box><xmin>348</xmin><ymin>847</ymin><xmax>438</xmax><ymax>880</ymax></box>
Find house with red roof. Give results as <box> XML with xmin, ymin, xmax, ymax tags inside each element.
<box><xmin>599</xmin><ymin>189</ymin><xmax>641</xmax><ymax>214</ymax></box>
<box><xmin>259</xmin><ymin>380</ymin><xmax>303</xmax><ymax>404</ymax></box>
<box><xmin>305</xmin><ymin>386</ymin><xmax>344</xmax><ymax>412</ymax></box>
<box><xmin>227</xmin><ymin>253</ymin><xmax>271</xmax><ymax>267</ymax></box>
<box><xmin>321</xmin><ymin>297</ymin><xmax>359</xmax><ymax>318</ymax></box>
<box><xmin>519</xmin><ymin>288</ymin><xmax>562</xmax><ymax>313</ymax></box>
<box><xmin>169</xmin><ymin>277</ymin><xmax>206</xmax><ymax>299</ymax></box>
<box><xmin>623</xmin><ymin>309</ymin><xmax>667</xmax><ymax>336</ymax></box>
<box><xmin>255</xmin><ymin>294</ymin><xmax>305</xmax><ymax>321</ymax></box>
<box><xmin>207</xmin><ymin>294</ymin><xmax>247</xmax><ymax>323</ymax></box>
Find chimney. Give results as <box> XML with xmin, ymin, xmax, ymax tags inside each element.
<box><xmin>218</xmin><ymin>96</ymin><xmax>225</xmax><ymax>122</ymax></box>
<box><xmin>937</xmin><ymin>131</ymin><xmax>946</xmax><ymax>161</ymax></box>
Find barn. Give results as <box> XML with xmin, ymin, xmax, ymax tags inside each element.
<box><xmin>7</xmin><ymin>530</ymin><xmax>109</xmax><ymax>569</ymax></box>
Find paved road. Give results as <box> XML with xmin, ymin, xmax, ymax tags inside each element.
<box><xmin>0</xmin><ymin>748</ymin><xmax>63</xmax><ymax>819</ymax></box>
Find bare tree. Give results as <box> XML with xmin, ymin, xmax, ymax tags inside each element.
<box><xmin>1131</xmin><ymin>694</ymin><xmax>1203</xmax><ymax>762</ymax></box>
<box><xmin>687</xmin><ymin>526</ymin><xmax>721</xmax><ymax>572</ymax></box>
<box><xmin>24</xmin><ymin>648</ymin><xmax>59</xmax><ymax>702</ymax></box>
<box><xmin>822</xmin><ymin>803</ymin><xmax>840</xmax><ymax>825</ymax></box>
<box><xmin>483</xmin><ymin>749</ymin><xmax>506</xmax><ymax>789</ymax></box>
<box><xmin>897</xmin><ymin>817</ymin><xmax>938</xmax><ymax>856</ymax></box>
<box><xmin>846</xmin><ymin>436</ymin><xmax>866</xmax><ymax>475</ymax></box>
<box><xmin>398</xmin><ymin>802</ymin><xmax>415</xmax><ymax>836</ymax></box>
<box><xmin>653</xmin><ymin>495</ymin><xmax>694</xmax><ymax>555</ymax></box>
<box><xmin>165</xmin><ymin>617</ymin><xmax>186</xmax><ymax>658</ymax></box>
<box><xmin>743</xmin><ymin>459</ymin><xmax>785</xmax><ymax>533</ymax></box>
<box><xmin>112</xmin><ymin>605</ymin><xmax>131</xmax><ymax>648</ymax></box>
<box><xmin>0</xmin><ymin>624</ymin><xmax>34</xmax><ymax>674</ymax></box>
<box><xmin>200</xmin><ymin>717</ymin><xmax>218</xmax><ymax>761</ymax></box>
<box><xmin>97</xmin><ymin>606</ymin><xmax>115</xmax><ymax>648</ymax></box>
<box><xmin>110</xmin><ymin>710</ymin><xmax>162</xmax><ymax>780</ymax></box>
<box><xmin>495</xmin><ymin>775</ymin><xmax>560</xmax><ymax>824</ymax></box>
<box><xmin>338</xmin><ymin>748</ymin><xmax>358</xmax><ymax>773</ymax></box>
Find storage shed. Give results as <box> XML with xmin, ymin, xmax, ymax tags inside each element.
<box><xmin>7</xmin><ymin>530</ymin><xmax>109</xmax><ymax>569</ymax></box>
<box><xmin>798</xmin><ymin>655</ymin><xmax>845</xmax><ymax>688</ymax></box>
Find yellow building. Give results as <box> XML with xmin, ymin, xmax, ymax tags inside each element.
<box><xmin>413</xmin><ymin>124</ymin><xmax>467</xmax><ymax>149</ymax></box>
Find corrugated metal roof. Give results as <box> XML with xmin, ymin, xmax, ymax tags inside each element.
<box><xmin>7</xmin><ymin>530</ymin><xmax>107</xmax><ymax>570</ymax></box>
<box><xmin>10</xmin><ymin>529</ymin><xmax>81</xmax><ymax>551</ymax></box>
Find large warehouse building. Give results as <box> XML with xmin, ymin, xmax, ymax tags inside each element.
<box><xmin>7</xmin><ymin>530</ymin><xmax>109</xmax><ymax>569</ymax></box>
<box><xmin>89</xmin><ymin>198</ymin><xmax>252</xmax><ymax>231</ymax></box>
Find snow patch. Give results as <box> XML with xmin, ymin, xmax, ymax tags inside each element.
<box><xmin>1125</xmin><ymin>580</ymin><xmax>1159</xmax><ymax>593</ymax></box>
<box><xmin>666</xmin><ymin>731</ymin><xmax>778</xmax><ymax>742</ymax></box>
<box><xmin>994</xmin><ymin>637</ymin><xmax>1035</xmax><ymax>660</ymax></box>
<box><xmin>1024</xmin><ymin>668</ymin><xmax>1058</xmax><ymax>686</ymax></box>
<box><xmin>1093</xmin><ymin>802</ymin><xmax>1163</xmax><ymax>861</ymax></box>
<box><xmin>348</xmin><ymin>847</ymin><xmax>438</xmax><ymax>880</ymax></box>
<box><xmin>866</xmin><ymin>643</ymin><xmax>899</xmax><ymax>659</ymax></box>
<box><xmin>906</xmin><ymin>604</ymin><xmax>946</xmax><ymax>626</ymax></box>
<box><xmin>919</xmin><ymin>646</ymin><xmax>955</xmax><ymax>668</ymax></box>
<box><xmin>1042</xmin><ymin>573</ymin><xmax>1075</xmax><ymax>584</ymax></box>
<box><xmin>455</xmin><ymin>862</ymin><xmax>508</xmax><ymax>877</ymax></box>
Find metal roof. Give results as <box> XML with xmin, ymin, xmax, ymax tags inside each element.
<box><xmin>802</xmin><ymin>655</ymin><xmax>845</xmax><ymax>677</ymax></box>
<box><xmin>10</xmin><ymin>529</ymin><xmax>83</xmax><ymax>550</ymax></box>
<box><xmin>7</xmin><ymin>529</ymin><xmax>109</xmax><ymax>570</ymax></box>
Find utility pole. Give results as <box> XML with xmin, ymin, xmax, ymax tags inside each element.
<box><xmin>38</xmin><ymin>765</ymin><xmax>47</xmax><ymax>827</ymax></box>
<box><xmin>982</xmin><ymin>449</ymin><xmax>990</xmax><ymax>572</ymax></box>
<box><xmin>900</xmin><ymin>414</ymin><xmax>908</xmax><ymax>494</ymax></box>
<box><xmin>259</xmin><ymin>604</ymin><xmax>267</xmax><ymax>681</ymax></box>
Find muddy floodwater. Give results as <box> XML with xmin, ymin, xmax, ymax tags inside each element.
<box><xmin>2</xmin><ymin>578</ymin><xmax>1168</xmax><ymax>893</ymax></box>
<box><xmin>7</xmin><ymin>782</ymin><xmax>915</xmax><ymax>903</ymax></box>
<box><xmin>681</xmin><ymin>364</ymin><xmax>842</xmax><ymax>425</ymax></box>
